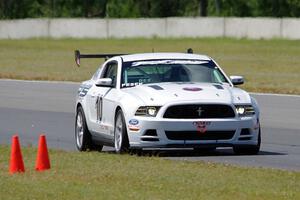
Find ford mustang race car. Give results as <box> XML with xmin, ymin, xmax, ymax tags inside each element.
<box><xmin>74</xmin><ymin>49</ymin><xmax>261</xmax><ymax>154</ymax></box>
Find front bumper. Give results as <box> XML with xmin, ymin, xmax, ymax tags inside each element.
<box><xmin>127</xmin><ymin>116</ymin><xmax>260</xmax><ymax>149</ymax></box>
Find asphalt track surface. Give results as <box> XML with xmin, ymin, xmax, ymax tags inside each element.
<box><xmin>0</xmin><ymin>79</ymin><xmax>299</xmax><ymax>171</ymax></box>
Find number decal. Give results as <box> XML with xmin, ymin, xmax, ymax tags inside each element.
<box><xmin>96</xmin><ymin>95</ymin><xmax>103</xmax><ymax>122</ymax></box>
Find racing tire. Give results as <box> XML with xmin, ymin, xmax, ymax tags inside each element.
<box><xmin>75</xmin><ymin>106</ymin><xmax>103</xmax><ymax>151</ymax></box>
<box><xmin>114</xmin><ymin>109</ymin><xmax>129</xmax><ymax>153</ymax></box>
<box><xmin>233</xmin><ymin>128</ymin><xmax>261</xmax><ymax>155</ymax></box>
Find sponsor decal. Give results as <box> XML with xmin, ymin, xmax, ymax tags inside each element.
<box><xmin>183</xmin><ymin>87</ymin><xmax>202</xmax><ymax>92</ymax></box>
<box><xmin>132</xmin><ymin>60</ymin><xmax>208</xmax><ymax>67</ymax></box>
<box><xmin>129</xmin><ymin>119</ymin><xmax>139</xmax><ymax>125</ymax></box>
<box><xmin>193</xmin><ymin>121</ymin><xmax>211</xmax><ymax>134</ymax></box>
<box><xmin>128</xmin><ymin>125</ymin><xmax>140</xmax><ymax>131</ymax></box>
<box><xmin>122</xmin><ymin>82</ymin><xmax>144</xmax><ymax>87</ymax></box>
<box><xmin>128</xmin><ymin>119</ymin><xmax>140</xmax><ymax>131</ymax></box>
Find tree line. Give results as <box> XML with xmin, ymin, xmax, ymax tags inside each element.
<box><xmin>1</xmin><ymin>0</ymin><xmax>300</xmax><ymax>19</ymax></box>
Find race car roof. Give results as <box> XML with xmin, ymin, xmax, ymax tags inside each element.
<box><xmin>119</xmin><ymin>53</ymin><xmax>211</xmax><ymax>62</ymax></box>
<box><xmin>74</xmin><ymin>50</ymin><xmax>212</xmax><ymax>67</ymax></box>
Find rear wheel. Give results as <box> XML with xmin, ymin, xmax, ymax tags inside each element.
<box><xmin>114</xmin><ymin>110</ymin><xmax>129</xmax><ymax>153</ymax></box>
<box><xmin>75</xmin><ymin>106</ymin><xmax>103</xmax><ymax>151</ymax></box>
<box><xmin>233</xmin><ymin>128</ymin><xmax>261</xmax><ymax>155</ymax></box>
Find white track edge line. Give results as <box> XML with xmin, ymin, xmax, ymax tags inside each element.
<box><xmin>0</xmin><ymin>79</ymin><xmax>79</xmax><ymax>85</ymax></box>
<box><xmin>250</xmin><ymin>92</ymin><xmax>300</xmax><ymax>98</ymax></box>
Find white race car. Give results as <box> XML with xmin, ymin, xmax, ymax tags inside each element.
<box><xmin>74</xmin><ymin>49</ymin><xmax>261</xmax><ymax>154</ymax></box>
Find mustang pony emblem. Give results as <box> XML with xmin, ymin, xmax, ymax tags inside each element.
<box><xmin>196</xmin><ymin>107</ymin><xmax>203</xmax><ymax>117</ymax></box>
<box><xmin>193</xmin><ymin>121</ymin><xmax>211</xmax><ymax>134</ymax></box>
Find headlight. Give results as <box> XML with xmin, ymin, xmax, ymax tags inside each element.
<box><xmin>135</xmin><ymin>106</ymin><xmax>161</xmax><ymax>117</ymax></box>
<box><xmin>235</xmin><ymin>105</ymin><xmax>255</xmax><ymax>116</ymax></box>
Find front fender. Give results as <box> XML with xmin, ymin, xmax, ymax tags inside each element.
<box><xmin>116</xmin><ymin>94</ymin><xmax>144</xmax><ymax>125</ymax></box>
<box><xmin>251</xmin><ymin>96</ymin><xmax>260</xmax><ymax>119</ymax></box>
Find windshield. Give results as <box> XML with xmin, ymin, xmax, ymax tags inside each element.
<box><xmin>121</xmin><ymin>59</ymin><xmax>228</xmax><ymax>88</ymax></box>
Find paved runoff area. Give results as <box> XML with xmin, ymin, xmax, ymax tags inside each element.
<box><xmin>0</xmin><ymin>79</ymin><xmax>299</xmax><ymax>171</ymax></box>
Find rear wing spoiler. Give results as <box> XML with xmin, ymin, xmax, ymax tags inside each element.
<box><xmin>74</xmin><ymin>50</ymin><xmax>126</xmax><ymax>67</ymax></box>
<box><xmin>74</xmin><ymin>48</ymin><xmax>194</xmax><ymax>67</ymax></box>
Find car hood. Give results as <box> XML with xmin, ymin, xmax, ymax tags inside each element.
<box><xmin>122</xmin><ymin>82</ymin><xmax>251</xmax><ymax>105</ymax></box>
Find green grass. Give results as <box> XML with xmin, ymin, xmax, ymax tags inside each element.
<box><xmin>0</xmin><ymin>38</ymin><xmax>299</xmax><ymax>94</ymax></box>
<box><xmin>0</xmin><ymin>146</ymin><xmax>299</xmax><ymax>200</ymax></box>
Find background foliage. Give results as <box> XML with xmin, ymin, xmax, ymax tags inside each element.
<box><xmin>1</xmin><ymin>0</ymin><xmax>300</xmax><ymax>19</ymax></box>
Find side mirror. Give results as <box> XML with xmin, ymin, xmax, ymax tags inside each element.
<box><xmin>95</xmin><ymin>78</ymin><xmax>113</xmax><ymax>87</ymax></box>
<box><xmin>230</xmin><ymin>76</ymin><xmax>244</xmax><ymax>85</ymax></box>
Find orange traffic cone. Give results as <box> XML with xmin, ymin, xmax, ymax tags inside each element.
<box><xmin>35</xmin><ymin>134</ymin><xmax>50</xmax><ymax>171</ymax></box>
<box><xmin>9</xmin><ymin>135</ymin><xmax>25</xmax><ymax>174</ymax></box>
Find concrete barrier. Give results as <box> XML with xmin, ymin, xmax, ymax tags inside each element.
<box><xmin>225</xmin><ymin>18</ymin><xmax>281</xmax><ymax>39</ymax></box>
<box><xmin>49</xmin><ymin>19</ymin><xmax>107</xmax><ymax>38</ymax></box>
<box><xmin>108</xmin><ymin>18</ymin><xmax>166</xmax><ymax>38</ymax></box>
<box><xmin>0</xmin><ymin>19</ymin><xmax>48</xmax><ymax>39</ymax></box>
<box><xmin>166</xmin><ymin>17</ymin><xmax>224</xmax><ymax>38</ymax></box>
<box><xmin>0</xmin><ymin>17</ymin><xmax>299</xmax><ymax>39</ymax></box>
<box><xmin>282</xmin><ymin>18</ymin><xmax>300</xmax><ymax>39</ymax></box>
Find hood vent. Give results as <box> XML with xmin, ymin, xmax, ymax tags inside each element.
<box><xmin>213</xmin><ymin>84</ymin><xmax>224</xmax><ymax>90</ymax></box>
<box><xmin>148</xmin><ymin>85</ymin><xmax>164</xmax><ymax>90</ymax></box>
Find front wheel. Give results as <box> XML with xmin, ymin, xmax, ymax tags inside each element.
<box><xmin>114</xmin><ymin>110</ymin><xmax>129</xmax><ymax>153</ymax></box>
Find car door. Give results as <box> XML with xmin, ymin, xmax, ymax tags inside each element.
<box><xmin>89</xmin><ymin>61</ymin><xmax>119</xmax><ymax>140</ymax></box>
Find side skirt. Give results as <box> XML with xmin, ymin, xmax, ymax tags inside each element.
<box><xmin>91</xmin><ymin>131</ymin><xmax>114</xmax><ymax>147</ymax></box>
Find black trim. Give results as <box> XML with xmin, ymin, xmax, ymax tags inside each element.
<box><xmin>75</xmin><ymin>50</ymin><xmax>126</xmax><ymax>66</ymax></box>
<box><xmin>148</xmin><ymin>85</ymin><xmax>164</xmax><ymax>90</ymax></box>
<box><xmin>91</xmin><ymin>131</ymin><xmax>114</xmax><ymax>146</ymax></box>
<box><xmin>213</xmin><ymin>84</ymin><xmax>224</xmax><ymax>90</ymax></box>
<box><xmin>240</xmin><ymin>128</ymin><xmax>250</xmax><ymax>135</ymax></box>
<box><xmin>141</xmin><ymin>138</ymin><xmax>159</xmax><ymax>142</ymax></box>
<box><xmin>130</xmin><ymin>143</ymin><xmax>234</xmax><ymax>149</ymax></box>
<box><xmin>144</xmin><ymin>129</ymin><xmax>158</xmax><ymax>136</ymax></box>
<box><xmin>165</xmin><ymin>130</ymin><xmax>235</xmax><ymax>140</ymax></box>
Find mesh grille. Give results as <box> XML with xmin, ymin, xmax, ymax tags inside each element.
<box><xmin>163</xmin><ymin>104</ymin><xmax>235</xmax><ymax>119</ymax></box>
